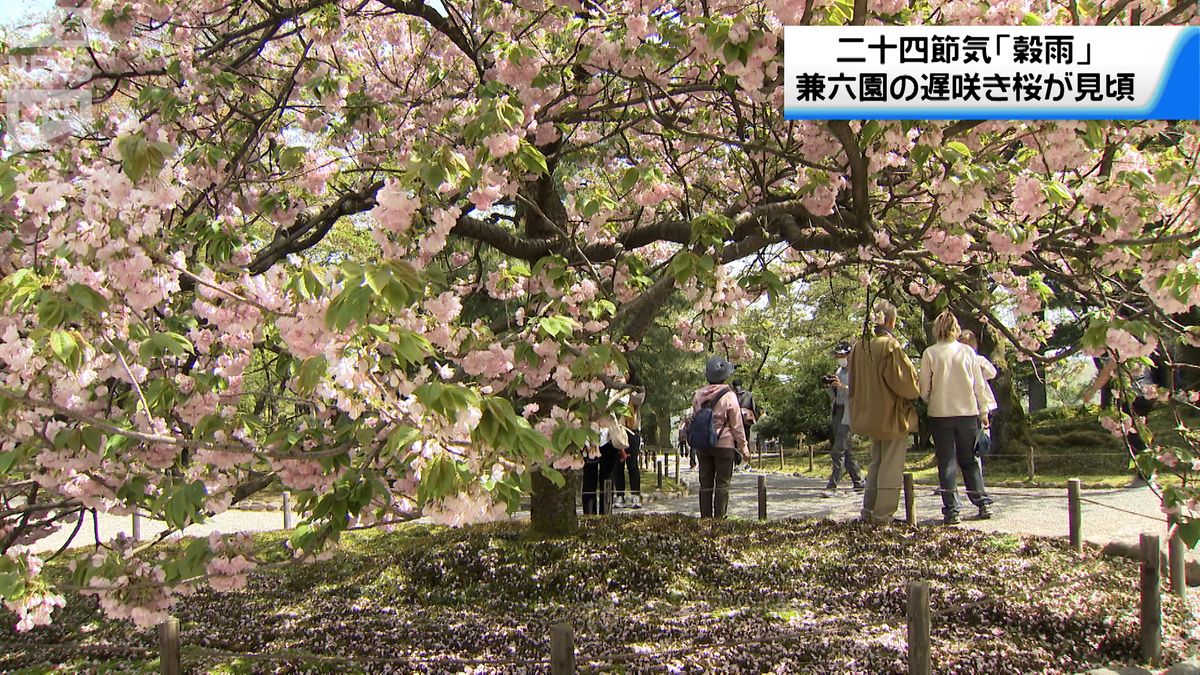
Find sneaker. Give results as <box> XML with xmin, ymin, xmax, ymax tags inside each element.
<box><xmin>613</xmin><ymin>496</ymin><xmax>627</xmax><ymax>509</ymax></box>
<box><xmin>977</xmin><ymin>504</ymin><xmax>994</xmax><ymax>520</ymax></box>
<box><xmin>820</xmin><ymin>489</ymin><xmax>838</xmax><ymax>499</ymax></box>
<box><xmin>689</xmin><ymin>462</ymin><xmax>697</xmax><ymax>469</ymax></box>
<box><xmin>943</xmin><ymin>513</ymin><xmax>961</xmax><ymax>525</ymax></box>
<box><xmin>852</xmin><ymin>483</ymin><xmax>865</xmax><ymax>492</ymax></box>
<box><xmin>631</xmin><ymin>495</ymin><xmax>642</xmax><ymax>509</ymax></box>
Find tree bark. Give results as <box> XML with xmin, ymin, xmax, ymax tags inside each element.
<box><xmin>1027</xmin><ymin>362</ymin><xmax>1048</xmax><ymax>412</ymax></box>
<box><xmin>658</xmin><ymin>407</ymin><xmax>672</xmax><ymax>453</ymax></box>
<box><xmin>530</xmin><ymin>468</ymin><xmax>579</xmax><ymax>537</ymax></box>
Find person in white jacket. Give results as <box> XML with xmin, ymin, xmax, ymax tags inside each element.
<box><xmin>919</xmin><ymin>312</ymin><xmax>995</xmax><ymax>525</ymax></box>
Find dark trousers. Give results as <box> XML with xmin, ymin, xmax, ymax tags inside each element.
<box><xmin>581</xmin><ymin>442</ymin><xmax>622</xmax><ymax>514</ymax></box>
<box><xmin>613</xmin><ymin>431</ymin><xmax>642</xmax><ymax>497</ymax></box>
<box><xmin>827</xmin><ymin>404</ymin><xmax>861</xmax><ymax>488</ymax></box>
<box><xmin>697</xmin><ymin>446</ymin><xmax>736</xmax><ymax>518</ymax></box>
<box><xmin>930</xmin><ymin>416</ymin><xmax>993</xmax><ymax>517</ymax></box>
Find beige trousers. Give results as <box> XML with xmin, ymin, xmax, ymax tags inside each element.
<box><xmin>860</xmin><ymin>437</ymin><xmax>907</xmax><ymax>523</ymax></box>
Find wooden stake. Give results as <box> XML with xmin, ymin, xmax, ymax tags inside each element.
<box><xmin>903</xmin><ymin>472</ymin><xmax>915</xmax><ymax>526</ymax></box>
<box><xmin>1140</xmin><ymin>533</ymin><xmax>1162</xmax><ymax>667</ymax></box>
<box><xmin>1169</xmin><ymin>519</ymin><xmax>1187</xmax><ymax>599</ymax></box>
<box><xmin>1068</xmin><ymin>478</ymin><xmax>1082</xmax><ymax>554</ymax></box>
<box><xmin>550</xmin><ymin>623</ymin><xmax>576</xmax><ymax>674</ymax></box>
<box><xmin>907</xmin><ymin>581</ymin><xmax>931</xmax><ymax>675</ymax></box>
<box><xmin>282</xmin><ymin>491</ymin><xmax>294</xmax><ymax>530</ymax></box>
<box><xmin>158</xmin><ymin>617</ymin><xmax>180</xmax><ymax>675</ymax></box>
<box><xmin>757</xmin><ymin>475</ymin><xmax>767</xmax><ymax>521</ymax></box>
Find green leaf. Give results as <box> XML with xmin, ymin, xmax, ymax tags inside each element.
<box><xmin>538</xmin><ymin>315</ymin><xmax>578</xmax><ymax>339</ymax></box>
<box><xmin>1178</xmin><ymin>519</ymin><xmax>1200</xmax><ymax>548</ymax></box>
<box><xmin>943</xmin><ymin>141</ymin><xmax>972</xmax><ymax>159</ymax></box>
<box><xmin>66</xmin><ymin>283</ymin><xmax>109</xmax><ymax>314</ymax></box>
<box><xmin>326</xmin><ymin>282</ymin><xmax>372</xmax><ymax>330</ymax></box>
<box><xmin>911</xmin><ymin>145</ymin><xmax>932</xmax><ymax>167</ymax></box>
<box><xmin>138</xmin><ymin>332</ymin><xmax>194</xmax><ymax>360</ymax></box>
<box><xmin>36</xmin><ymin>297</ymin><xmax>68</xmax><ymax>328</ymax></box>
<box><xmin>516</xmin><ymin>143</ymin><xmax>549</xmax><ymax>175</ymax></box>
<box><xmin>117</xmin><ymin>134</ymin><xmax>149</xmax><ymax>182</ymax></box>
<box><xmin>392</xmin><ymin>329</ymin><xmax>433</xmax><ymax>366</ymax></box>
<box><xmin>1045</xmin><ymin>181</ymin><xmax>1073</xmax><ymax>205</ymax></box>
<box><xmin>620</xmin><ymin>167</ymin><xmax>641</xmax><ymax>192</ymax></box>
<box><xmin>280</xmin><ymin>146</ymin><xmax>307</xmax><ymax>171</ymax></box>
<box><xmin>540</xmin><ymin>465</ymin><xmax>566</xmax><ymax>488</ymax></box>
<box><xmin>297</xmin><ymin>355</ymin><xmax>327</xmax><ymax>394</ymax></box>
<box><xmin>49</xmin><ymin>330</ymin><xmax>79</xmax><ymax>368</ymax></box>
<box><xmin>0</xmin><ymin>570</ymin><xmax>24</xmax><ymax>599</ymax></box>
<box><xmin>81</xmin><ymin>426</ymin><xmax>104</xmax><ymax>453</ymax></box>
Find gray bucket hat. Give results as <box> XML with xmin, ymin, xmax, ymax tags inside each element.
<box><xmin>705</xmin><ymin>356</ymin><xmax>736</xmax><ymax>384</ymax></box>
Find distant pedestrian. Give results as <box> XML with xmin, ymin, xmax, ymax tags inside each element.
<box><xmin>731</xmin><ymin>378</ymin><xmax>758</xmax><ymax>470</ymax></box>
<box><xmin>822</xmin><ymin>341</ymin><xmax>863</xmax><ymax>497</ymax></box>
<box><xmin>689</xmin><ymin>356</ymin><xmax>748</xmax><ymax>519</ymax></box>
<box><xmin>678</xmin><ymin>417</ymin><xmax>695</xmax><ymax>469</ymax></box>
<box><xmin>1082</xmin><ymin>355</ymin><xmax>1155</xmax><ymax>486</ymax></box>
<box><xmin>919</xmin><ymin>311</ymin><xmax>995</xmax><ymax>525</ymax></box>
<box><xmin>849</xmin><ymin>300</ymin><xmax>920</xmax><ymax>525</ymax></box>
<box><xmin>580</xmin><ymin>390</ymin><xmax>631</xmax><ymax>515</ymax></box>
<box><xmin>613</xmin><ymin>379</ymin><xmax>645</xmax><ymax>509</ymax></box>
<box><xmin>958</xmin><ymin>330</ymin><xmax>998</xmax><ymax>462</ymax></box>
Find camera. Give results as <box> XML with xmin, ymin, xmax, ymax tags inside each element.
<box><xmin>820</xmin><ymin>374</ymin><xmax>837</xmax><ymax>387</ymax></box>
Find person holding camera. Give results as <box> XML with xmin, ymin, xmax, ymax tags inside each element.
<box><xmin>822</xmin><ymin>341</ymin><xmax>864</xmax><ymax>497</ymax></box>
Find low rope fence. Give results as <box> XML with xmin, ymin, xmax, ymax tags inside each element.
<box><xmin>1</xmin><ymin>534</ymin><xmax>1174</xmax><ymax>675</ymax></box>
<box><xmin>71</xmin><ymin>465</ymin><xmax>1186</xmax><ymax>672</ymax></box>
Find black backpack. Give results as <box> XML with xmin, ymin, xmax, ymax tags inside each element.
<box><xmin>687</xmin><ymin>387</ymin><xmax>729</xmax><ymax>451</ymax></box>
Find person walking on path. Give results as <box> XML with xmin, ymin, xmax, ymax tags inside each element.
<box><xmin>823</xmin><ymin>341</ymin><xmax>864</xmax><ymax>498</ymax></box>
<box><xmin>919</xmin><ymin>311</ymin><xmax>996</xmax><ymax>525</ymax></box>
<box><xmin>849</xmin><ymin>300</ymin><xmax>920</xmax><ymax>525</ymax></box>
<box><xmin>678</xmin><ymin>416</ymin><xmax>696</xmax><ymax>469</ymax></box>
<box><xmin>690</xmin><ymin>356</ymin><xmax>748</xmax><ymax>518</ymax></box>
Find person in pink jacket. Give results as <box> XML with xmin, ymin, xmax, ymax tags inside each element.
<box><xmin>691</xmin><ymin>356</ymin><xmax>748</xmax><ymax>518</ymax></box>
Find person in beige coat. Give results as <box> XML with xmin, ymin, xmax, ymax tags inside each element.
<box><xmin>849</xmin><ymin>300</ymin><xmax>920</xmax><ymax>524</ymax></box>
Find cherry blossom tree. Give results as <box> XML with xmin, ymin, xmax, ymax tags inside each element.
<box><xmin>0</xmin><ymin>0</ymin><xmax>1197</xmax><ymax>630</ymax></box>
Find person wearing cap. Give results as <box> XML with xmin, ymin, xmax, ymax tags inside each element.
<box><xmin>822</xmin><ymin>341</ymin><xmax>864</xmax><ymax>497</ymax></box>
<box><xmin>691</xmin><ymin>356</ymin><xmax>748</xmax><ymax>518</ymax></box>
<box><xmin>849</xmin><ymin>300</ymin><xmax>920</xmax><ymax>525</ymax></box>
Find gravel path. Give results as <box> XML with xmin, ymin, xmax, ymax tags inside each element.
<box><xmin>639</xmin><ymin>464</ymin><xmax>1197</xmax><ymax>563</ymax></box>
<box><xmin>29</xmin><ymin>466</ymin><xmax>1195</xmax><ymax>565</ymax></box>
<box><xmin>29</xmin><ymin>507</ymin><xmax>293</xmax><ymax>554</ymax></box>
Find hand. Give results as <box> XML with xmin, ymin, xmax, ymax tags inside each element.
<box><xmin>980</xmin><ymin>414</ymin><xmax>991</xmax><ymax>429</ymax></box>
<box><xmin>830</xmin><ymin>376</ymin><xmax>843</xmax><ymax>389</ymax></box>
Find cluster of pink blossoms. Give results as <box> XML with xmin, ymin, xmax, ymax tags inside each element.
<box><xmin>2</xmin><ymin>548</ymin><xmax>65</xmax><ymax>632</ymax></box>
<box><xmin>205</xmin><ymin>532</ymin><xmax>257</xmax><ymax>592</ymax></box>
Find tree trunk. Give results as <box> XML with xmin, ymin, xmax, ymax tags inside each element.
<box><xmin>992</xmin><ymin>368</ymin><xmax>1032</xmax><ymax>459</ymax></box>
<box><xmin>1027</xmin><ymin>362</ymin><xmax>1048</xmax><ymax>412</ymax></box>
<box><xmin>530</xmin><ymin>468</ymin><xmax>579</xmax><ymax>537</ymax></box>
<box><xmin>658</xmin><ymin>407</ymin><xmax>672</xmax><ymax>455</ymax></box>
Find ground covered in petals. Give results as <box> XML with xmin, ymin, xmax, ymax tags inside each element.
<box><xmin>2</xmin><ymin>515</ymin><xmax>1196</xmax><ymax>673</ymax></box>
